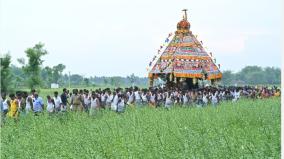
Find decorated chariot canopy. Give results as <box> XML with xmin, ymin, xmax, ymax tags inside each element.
<box><xmin>148</xmin><ymin>9</ymin><xmax>222</xmax><ymax>87</ymax></box>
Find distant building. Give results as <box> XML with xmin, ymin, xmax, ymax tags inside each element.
<box><xmin>51</xmin><ymin>83</ymin><xmax>59</xmax><ymax>88</ymax></box>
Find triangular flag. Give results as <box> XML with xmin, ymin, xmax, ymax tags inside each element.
<box><xmin>210</xmin><ymin>52</ymin><xmax>212</xmax><ymax>56</ymax></box>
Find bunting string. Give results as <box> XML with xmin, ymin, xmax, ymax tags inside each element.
<box><xmin>147</xmin><ymin>32</ymin><xmax>174</xmax><ymax>71</ymax></box>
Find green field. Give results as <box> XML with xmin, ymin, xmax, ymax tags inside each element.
<box><xmin>1</xmin><ymin>98</ymin><xmax>280</xmax><ymax>158</ymax></box>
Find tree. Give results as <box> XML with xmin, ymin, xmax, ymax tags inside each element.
<box><xmin>84</xmin><ymin>78</ymin><xmax>90</xmax><ymax>87</ymax></box>
<box><xmin>70</xmin><ymin>74</ymin><xmax>84</xmax><ymax>85</ymax></box>
<box><xmin>273</xmin><ymin>67</ymin><xmax>281</xmax><ymax>84</ymax></box>
<box><xmin>238</xmin><ymin>66</ymin><xmax>262</xmax><ymax>84</ymax></box>
<box><xmin>103</xmin><ymin>77</ymin><xmax>108</xmax><ymax>86</ymax></box>
<box><xmin>221</xmin><ymin>70</ymin><xmax>234</xmax><ymax>85</ymax></box>
<box><xmin>11</xmin><ymin>64</ymin><xmax>26</xmax><ymax>88</ymax></box>
<box><xmin>17</xmin><ymin>58</ymin><xmax>26</xmax><ymax>65</ymax></box>
<box><xmin>110</xmin><ymin>77</ymin><xmax>121</xmax><ymax>87</ymax></box>
<box><xmin>110</xmin><ymin>77</ymin><xmax>115</xmax><ymax>86</ymax></box>
<box><xmin>264</xmin><ymin>67</ymin><xmax>280</xmax><ymax>84</ymax></box>
<box><xmin>24</xmin><ymin>43</ymin><xmax>48</xmax><ymax>89</ymax></box>
<box><xmin>1</xmin><ymin>53</ymin><xmax>12</xmax><ymax>93</ymax></box>
<box><xmin>52</xmin><ymin>64</ymin><xmax>66</xmax><ymax>84</ymax></box>
<box><xmin>127</xmin><ymin>73</ymin><xmax>137</xmax><ymax>86</ymax></box>
<box><xmin>41</xmin><ymin>66</ymin><xmax>53</xmax><ymax>87</ymax></box>
<box><xmin>221</xmin><ymin>66</ymin><xmax>281</xmax><ymax>85</ymax></box>
<box><xmin>246</xmin><ymin>71</ymin><xmax>265</xmax><ymax>84</ymax></box>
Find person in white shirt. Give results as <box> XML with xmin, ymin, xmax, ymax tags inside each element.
<box><xmin>141</xmin><ymin>91</ymin><xmax>148</xmax><ymax>106</ymax></box>
<box><xmin>134</xmin><ymin>87</ymin><xmax>142</xmax><ymax>106</ymax></box>
<box><xmin>111</xmin><ymin>92</ymin><xmax>118</xmax><ymax>111</ymax></box>
<box><xmin>149</xmin><ymin>91</ymin><xmax>156</xmax><ymax>107</ymax></box>
<box><xmin>83</xmin><ymin>92</ymin><xmax>91</xmax><ymax>111</ymax></box>
<box><xmin>220</xmin><ymin>91</ymin><xmax>226</xmax><ymax>101</ymax></box>
<box><xmin>117</xmin><ymin>94</ymin><xmax>125</xmax><ymax>113</ymax></box>
<box><xmin>100</xmin><ymin>91</ymin><xmax>107</xmax><ymax>109</ymax></box>
<box><xmin>53</xmin><ymin>91</ymin><xmax>62</xmax><ymax>112</ymax></box>
<box><xmin>90</xmin><ymin>93</ymin><xmax>100</xmax><ymax>116</ymax></box>
<box><xmin>1</xmin><ymin>93</ymin><xmax>9</xmax><ymax>124</ymax></box>
<box><xmin>127</xmin><ymin>91</ymin><xmax>134</xmax><ymax>106</ymax></box>
<box><xmin>165</xmin><ymin>92</ymin><xmax>173</xmax><ymax>109</ymax></box>
<box><xmin>25</xmin><ymin>95</ymin><xmax>33</xmax><ymax>113</ymax></box>
<box><xmin>182</xmin><ymin>91</ymin><xmax>188</xmax><ymax>107</ymax></box>
<box><xmin>27</xmin><ymin>90</ymin><xmax>36</xmax><ymax>112</ymax></box>
<box><xmin>232</xmin><ymin>89</ymin><xmax>240</xmax><ymax>102</ymax></box>
<box><xmin>106</xmin><ymin>91</ymin><xmax>113</xmax><ymax>109</ymax></box>
<box><xmin>211</xmin><ymin>92</ymin><xmax>218</xmax><ymax>106</ymax></box>
<box><xmin>46</xmin><ymin>95</ymin><xmax>55</xmax><ymax>114</ymax></box>
<box><xmin>202</xmin><ymin>92</ymin><xmax>208</xmax><ymax>106</ymax></box>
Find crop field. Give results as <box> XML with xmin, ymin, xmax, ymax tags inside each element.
<box><xmin>0</xmin><ymin>97</ymin><xmax>280</xmax><ymax>158</ymax></box>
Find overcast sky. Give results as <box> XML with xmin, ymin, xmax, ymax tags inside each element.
<box><xmin>0</xmin><ymin>0</ymin><xmax>282</xmax><ymax>77</ymax></box>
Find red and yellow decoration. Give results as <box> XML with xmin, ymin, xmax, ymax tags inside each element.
<box><xmin>148</xmin><ymin>9</ymin><xmax>222</xmax><ymax>84</ymax></box>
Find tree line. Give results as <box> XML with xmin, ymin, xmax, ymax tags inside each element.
<box><xmin>1</xmin><ymin>43</ymin><xmax>148</xmax><ymax>92</ymax></box>
<box><xmin>221</xmin><ymin>66</ymin><xmax>280</xmax><ymax>86</ymax></box>
<box><xmin>0</xmin><ymin>42</ymin><xmax>281</xmax><ymax>93</ymax></box>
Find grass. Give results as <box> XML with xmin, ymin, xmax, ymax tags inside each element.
<box><xmin>0</xmin><ymin>98</ymin><xmax>280</xmax><ymax>158</ymax></box>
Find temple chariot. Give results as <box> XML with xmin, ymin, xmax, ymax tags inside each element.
<box><xmin>148</xmin><ymin>9</ymin><xmax>222</xmax><ymax>89</ymax></box>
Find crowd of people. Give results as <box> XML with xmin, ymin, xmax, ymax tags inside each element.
<box><xmin>0</xmin><ymin>85</ymin><xmax>281</xmax><ymax>123</ymax></box>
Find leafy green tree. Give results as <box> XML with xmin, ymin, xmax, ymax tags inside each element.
<box><xmin>41</xmin><ymin>66</ymin><xmax>53</xmax><ymax>87</ymax></box>
<box><xmin>246</xmin><ymin>71</ymin><xmax>264</xmax><ymax>84</ymax></box>
<box><xmin>221</xmin><ymin>66</ymin><xmax>281</xmax><ymax>85</ymax></box>
<box><xmin>52</xmin><ymin>64</ymin><xmax>66</xmax><ymax>84</ymax></box>
<box><xmin>103</xmin><ymin>77</ymin><xmax>108</xmax><ymax>86</ymax></box>
<box><xmin>273</xmin><ymin>67</ymin><xmax>281</xmax><ymax>84</ymax></box>
<box><xmin>84</xmin><ymin>78</ymin><xmax>90</xmax><ymax>87</ymax></box>
<box><xmin>24</xmin><ymin>43</ymin><xmax>48</xmax><ymax>89</ymax></box>
<box><xmin>11</xmin><ymin>65</ymin><xmax>25</xmax><ymax>88</ymax></box>
<box><xmin>70</xmin><ymin>74</ymin><xmax>84</xmax><ymax>85</ymax></box>
<box><xmin>110</xmin><ymin>77</ymin><xmax>121</xmax><ymax>87</ymax></box>
<box><xmin>0</xmin><ymin>53</ymin><xmax>12</xmax><ymax>93</ymax></box>
<box><xmin>110</xmin><ymin>77</ymin><xmax>115</xmax><ymax>86</ymax></box>
<box><xmin>240</xmin><ymin>66</ymin><xmax>262</xmax><ymax>74</ymax></box>
<box><xmin>240</xmin><ymin>66</ymin><xmax>261</xmax><ymax>84</ymax></box>
<box><xmin>220</xmin><ymin>70</ymin><xmax>234</xmax><ymax>85</ymax></box>
<box><xmin>264</xmin><ymin>67</ymin><xmax>280</xmax><ymax>84</ymax></box>
<box><xmin>17</xmin><ymin>58</ymin><xmax>26</xmax><ymax>65</ymax></box>
<box><xmin>127</xmin><ymin>73</ymin><xmax>137</xmax><ymax>86</ymax></box>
